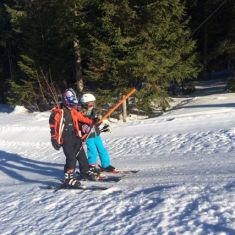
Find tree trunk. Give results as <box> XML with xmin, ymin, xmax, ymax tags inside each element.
<box><xmin>118</xmin><ymin>94</ymin><xmax>122</xmax><ymax>120</ymax></box>
<box><xmin>74</xmin><ymin>39</ymin><xmax>83</xmax><ymax>92</ymax></box>
<box><xmin>122</xmin><ymin>95</ymin><xmax>127</xmax><ymax>122</ymax></box>
<box><xmin>118</xmin><ymin>94</ymin><xmax>128</xmax><ymax>122</ymax></box>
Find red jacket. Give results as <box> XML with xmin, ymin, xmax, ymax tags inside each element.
<box><xmin>49</xmin><ymin>106</ymin><xmax>93</xmax><ymax>144</ymax></box>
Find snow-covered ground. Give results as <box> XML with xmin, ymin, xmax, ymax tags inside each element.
<box><xmin>0</xmin><ymin>80</ymin><xmax>235</xmax><ymax>235</ymax></box>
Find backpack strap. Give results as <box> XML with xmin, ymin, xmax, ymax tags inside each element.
<box><xmin>58</xmin><ymin>109</ymin><xmax>64</xmax><ymax>144</ymax></box>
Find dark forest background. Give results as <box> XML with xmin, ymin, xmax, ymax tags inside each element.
<box><xmin>0</xmin><ymin>0</ymin><xmax>234</xmax><ymax>114</ymax></box>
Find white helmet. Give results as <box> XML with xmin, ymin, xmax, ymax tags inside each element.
<box><xmin>80</xmin><ymin>93</ymin><xmax>96</xmax><ymax>103</ymax></box>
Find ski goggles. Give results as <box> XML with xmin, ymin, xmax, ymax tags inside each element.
<box><xmin>64</xmin><ymin>90</ymin><xmax>78</xmax><ymax>106</ymax></box>
<box><xmin>67</xmin><ymin>96</ymin><xmax>78</xmax><ymax>105</ymax></box>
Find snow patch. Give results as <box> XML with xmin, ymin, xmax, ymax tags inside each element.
<box><xmin>0</xmin><ymin>82</ymin><xmax>235</xmax><ymax>234</ymax></box>
<box><xmin>12</xmin><ymin>105</ymin><xmax>29</xmax><ymax>114</ymax></box>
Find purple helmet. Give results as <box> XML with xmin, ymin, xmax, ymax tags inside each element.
<box><xmin>62</xmin><ymin>88</ymin><xmax>78</xmax><ymax>107</ymax></box>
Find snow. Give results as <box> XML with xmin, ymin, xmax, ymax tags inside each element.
<box><xmin>0</xmin><ymin>80</ymin><xmax>235</xmax><ymax>235</ymax></box>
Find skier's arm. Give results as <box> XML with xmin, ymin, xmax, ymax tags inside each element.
<box><xmin>49</xmin><ymin>110</ymin><xmax>62</xmax><ymax>150</ymax></box>
<box><xmin>77</xmin><ymin>112</ymin><xmax>93</xmax><ymax>125</ymax></box>
<box><xmin>49</xmin><ymin>110</ymin><xmax>60</xmax><ymax>140</ymax></box>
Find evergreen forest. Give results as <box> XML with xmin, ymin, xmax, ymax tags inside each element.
<box><xmin>0</xmin><ymin>0</ymin><xmax>234</xmax><ymax>114</ymax></box>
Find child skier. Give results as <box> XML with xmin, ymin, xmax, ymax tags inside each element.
<box><xmin>80</xmin><ymin>93</ymin><xmax>118</xmax><ymax>174</ymax></box>
<box><xmin>49</xmin><ymin>88</ymin><xmax>97</xmax><ymax>188</ymax></box>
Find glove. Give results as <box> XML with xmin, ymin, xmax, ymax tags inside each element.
<box><xmin>51</xmin><ymin>138</ymin><xmax>61</xmax><ymax>151</ymax></box>
<box><xmin>82</xmin><ymin>124</ymin><xmax>91</xmax><ymax>134</ymax></box>
<box><xmin>100</xmin><ymin>124</ymin><xmax>110</xmax><ymax>133</ymax></box>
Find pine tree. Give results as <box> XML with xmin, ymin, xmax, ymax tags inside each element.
<box><xmin>0</xmin><ymin>2</ymin><xmax>8</xmax><ymax>102</ymax></box>
<box><xmin>0</xmin><ymin>0</ymin><xmax>20</xmax><ymax>103</ymax></box>
<box><xmin>213</xmin><ymin>0</ymin><xmax>235</xmax><ymax>70</ymax></box>
<box><xmin>187</xmin><ymin>0</ymin><xmax>234</xmax><ymax>74</ymax></box>
<box><xmin>220</xmin><ymin>1</ymin><xmax>235</xmax><ymax>91</ymax></box>
<box><xmin>78</xmin><ymin>0</ymin><xmax>200</xmax><ymax>113</ymax></box>
<box><xmin>77</xmin><ymin>0</ymin><xmax>139</xmax><ymax>103</ymax></box>
<box><xmin>2</xmin><ymin>0</ymin><xmax>200</xmax><ymax>113</ymax></box>
<box><xmin>17</xmin><ymin>0</ymin><xmax>76</xmax><ymax>87</ymax></box>
<box><xmin>5</xmin><ymin>0</ymin><xmax>81</xmax><ymax>109</ymax></box>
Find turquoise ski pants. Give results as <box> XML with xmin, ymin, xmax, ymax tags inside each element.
<box><xmin>86</xmin><ymin>135</ymin><xmax>110</xmax><ymax>168</ymax></box>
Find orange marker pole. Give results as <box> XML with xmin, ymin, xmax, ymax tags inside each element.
<box><xmin>97</xmin><ymin>87</ymin><xmax>137</xmax><ymax>125</ymax></box>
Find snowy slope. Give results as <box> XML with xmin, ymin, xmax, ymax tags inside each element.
<box><xmin>0</xmin><ymin>81</ymin><xmax>235</xmax><ymax>235</ymax></box>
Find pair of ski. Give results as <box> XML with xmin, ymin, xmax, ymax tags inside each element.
<box><xmin>45</xmin><ymin>169</ymin><xmax>139</xmax><ymax>192</ymax></box>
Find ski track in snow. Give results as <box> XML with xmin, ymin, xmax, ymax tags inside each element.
<box><xmin>106</xmin><ymin>129</ymin><xmax>235</xmax><ymax>157</ymax></box>
<box><xmin>0</xmin><ymin>182</ymin><xmax>234</xmax><ymax>235</ymax></box>
<box><xmin>0</xmin><ymin>89</ymin><xmax>235</xmax><ymax>234</ymax></box>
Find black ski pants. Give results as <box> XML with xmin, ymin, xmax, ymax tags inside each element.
<box><xmin>62</xmin><ymin>130</ymin><xmax>89</xmax><ymax>174</ymax></box>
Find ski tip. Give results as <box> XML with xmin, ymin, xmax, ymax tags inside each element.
<box><xmin>98</xmin><ymin>164</ymin><xmax>140</xmax><ymax>174</ymax></box>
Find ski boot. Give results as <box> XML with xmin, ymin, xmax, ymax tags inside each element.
<box><xmin>89</xmin><ymin>165</ymin><xmax>101</xmax><ymax>177</ymax></box>
<box><xmin>89</xmin><ymin>165</ymin><xmax>108</xmax><ymax>180</ymax></box>
<box><xmin>64</xmin><ymin>172</ymin><xmax>83</xmax><ymax>189</ymax></box>
<box><xmin>79</xmin><ymin>170</ymin><xmax>97</xmax><ymax>181</ymax></box>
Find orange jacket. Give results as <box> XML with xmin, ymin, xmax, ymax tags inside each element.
<box><xmin>49</xmin><ymin>106</ymin><xmax>93</xmax><ymax>144</ymax></box>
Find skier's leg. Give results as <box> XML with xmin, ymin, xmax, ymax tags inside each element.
<box><xmin>62</xmin><ymin>134</ymin><xmax>82</xmax><ymax>188</ymax></box>
<box><xmin>62</xmin><ymin>134</ymin><xmax>78</xmax><ymax>173</ymax></box>
<box><xmin>76</xmin><ymin>146</ymin><xmax>90</xmax><ymax>174</ymax></box>
<box><xmin>86</xmin><ymin>137</ymin><xmax>98</xmax><ymax>165</ymax></box>
<box><xmin>94</xmin><ymin>135</ymin><xmax>110</xmax><ymax>168</ymax></box>
<box><xmin>76</xmin><ymin>141</ymin><xmax>96</xmax><ymax>181</ymax></box>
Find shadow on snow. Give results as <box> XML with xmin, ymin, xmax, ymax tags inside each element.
<box><xmin>125</xmin><ymin>184</ymin><xmax>177</xmax><ymax>199</ymax></box>
<box><xmin>0</xmin><ymin>150</ymin><xmax>63</xmax><ymax>186</ymax></box>
<box><xmin>0</xmin><ymin>104</ymin><xmax>15</xmax><ymax>113</ymax></box>
<box><xmin>202</xmin><ymin>223</ymin><xmax>235</xmax><ymax>235</ymax></box>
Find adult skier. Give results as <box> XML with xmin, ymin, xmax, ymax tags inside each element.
<box><xmin>80</xmin><ymin>93</ymin><xmax>117</xmax><ymax>174</ymax></box>
<box><xmin>49</xmin><ymin>88</ymin><xmax>97</xmax><ymax>188</ymax></box>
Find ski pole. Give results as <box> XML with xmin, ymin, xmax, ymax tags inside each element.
<box><xmin>76</xmin><ymin>124</ymin><xmax>95</xmax><ymax>159</ymax></box>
